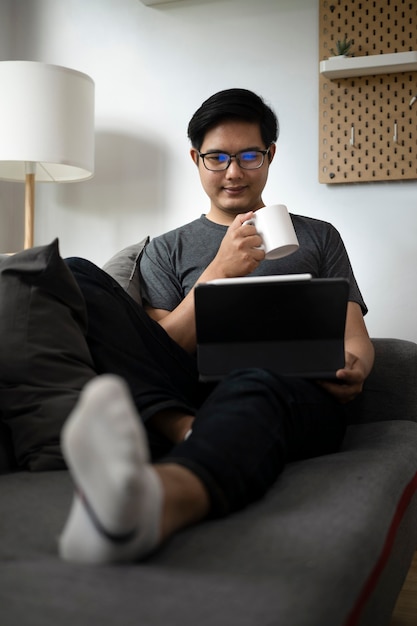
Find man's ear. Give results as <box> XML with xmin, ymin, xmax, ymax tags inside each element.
<box><xmin>268</xmin><ymin>143</ymin><xmax>276</xmax><ymax>163</ymax></box>
<box><xmin>190</xmin><ymin>148</ymin><xmax>199</xmax><ymax>165</ymax></box>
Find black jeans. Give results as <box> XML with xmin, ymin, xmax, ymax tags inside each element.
<box><xmin>66</xmin><ymin>258</ymin><xmax>347</xmax><ymax>517</ymax></box>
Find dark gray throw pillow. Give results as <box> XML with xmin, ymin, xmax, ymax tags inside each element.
<box><xmin>0</xmin><ymin>239</ymin><xmax>96</xmax><ymax>471</ymax></box>
<box><xmin>0</xmin><ymin>418</ymin><xmax>15</xmax><ymax>474</ymax></box>
<box><xmin>102</xmin><ymin>237</ymin><xmax>149</xmax><ymax>305</ymax></box>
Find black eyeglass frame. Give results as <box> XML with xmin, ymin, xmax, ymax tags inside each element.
<box><xmin>198</xmin><ymin>147</ymin><xmax>271</xmax><ymax>171</ymax></box>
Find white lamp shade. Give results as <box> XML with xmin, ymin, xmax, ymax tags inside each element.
<box><xmin>0</xmin><ymin>61</ymin><xmax>94</xmax><ymax>182</ymax></box>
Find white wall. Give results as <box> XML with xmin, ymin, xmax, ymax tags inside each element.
<box><xmin>0</xmin><ymin>0</ymin><xmax>25</xmax><ymax>253</ymax></box>
<box><xmin>1</xmin><ymin>0</ymin><xmax>416</xmax><ymax>341</ymax></box>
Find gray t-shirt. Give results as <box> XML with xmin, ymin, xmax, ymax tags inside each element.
<box><xmin>139</xmin><ymin>214</ymin><xmax>367</xmax><ymax>314</ymax></box>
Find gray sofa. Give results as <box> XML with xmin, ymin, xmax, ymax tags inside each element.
<box><xmin>1</xmin><ymin>241</ymin><xmax>417</xmax><ymax>626</ymax></box>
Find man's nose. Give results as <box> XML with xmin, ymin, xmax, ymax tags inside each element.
<box><xmin>226</xmin><ymin>157</ymin><xmax>244</xmax><ymax>176</ymax></box>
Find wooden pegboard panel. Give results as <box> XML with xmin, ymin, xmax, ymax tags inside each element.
<box><xmin>319</xmin><ymin>0</ymin><xmax>417</xmax><ymax>184</ymax></box>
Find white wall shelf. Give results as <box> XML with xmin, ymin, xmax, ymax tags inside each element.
<box><xmin>138</xmin><ymin>0</ymin><xmax>181</xmax><ymax>5</ymax></box>
<box><xmin>320</xmin><ymin>50</ymin><xmax>417</xmax><ymax>79</ymax></box>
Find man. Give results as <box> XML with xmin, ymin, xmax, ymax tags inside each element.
<box><xmin>59</xmin><ymin>89</ymin><xmax>374</xmax><ymax>564</ymax></box>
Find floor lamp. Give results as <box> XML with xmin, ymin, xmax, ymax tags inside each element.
<box><xmin>0</xmin><ymin>61</ymin><xmax>95</xmax><ymax>249</ymax></box>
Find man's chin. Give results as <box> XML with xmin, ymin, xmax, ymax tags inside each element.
<box><xmin>219</xmin><ymin>198</ymin><xmax>255</xmax><ymax>214</ymax></box>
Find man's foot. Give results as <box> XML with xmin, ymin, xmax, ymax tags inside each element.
<box><xmin>59</xmin><ymin>375</ymin><xmax>163</xmax><ymax>563</ymax></box>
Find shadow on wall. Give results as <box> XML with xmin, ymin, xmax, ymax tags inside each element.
<box><xmin>54</xmin><ymin>130</ymin><xmax>168</xmax><ymax>224</ymax></box>
<box><xmin>0</xmin><ymin>183</ymin><xmax>24</xmax><ymax>253</ymax></box>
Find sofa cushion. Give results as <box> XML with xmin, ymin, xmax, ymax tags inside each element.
<box><xmin>1</xmin><ymin>419</ymin><xmax>417</xmax><ymax>626</ymax></box>
<box><xmin>0</xmin><ymin>239</ymin><xmax>96</xmax><ymax>471</ymax></box>
<box><xmin>102</xmin><ymin>237</ymin><xmax>149</xmax><ymax>305</ymax></box>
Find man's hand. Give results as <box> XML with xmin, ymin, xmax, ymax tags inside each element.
<box><xmin>210</xmin><ymin>212</ymin><xmax>265</xmax><ymax>278</ymax></box>
<box><xmin>317</xmin><ymin>351</ymin><xmax>368</xmax><ymax>404</ymax></box>
<box><xmin>317</xmin><ymin>302</ymin><xmax>375</xmax><ymax>403</ymax></box>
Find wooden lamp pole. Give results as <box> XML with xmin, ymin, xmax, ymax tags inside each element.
<box><xmin>24</xmin><ymin>163</ymin><xmax>36</xmax><ymax>249</ymax></box>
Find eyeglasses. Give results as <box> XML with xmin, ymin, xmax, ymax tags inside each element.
<box><xmin>198</xmin><ymin>148</ymin><xmax>270</xmax><ymax>171</ymax></box>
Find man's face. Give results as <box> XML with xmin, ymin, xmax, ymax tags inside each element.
<box><xmin>191</xmin><ymin>120</ymin><xmax>276</xmax><ymax>224</ymax></box>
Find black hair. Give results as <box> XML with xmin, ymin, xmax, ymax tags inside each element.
<box><xmin>187</xmin><ymin>88</ymin><xmax>279</xmax><ymax>151</ymax></box>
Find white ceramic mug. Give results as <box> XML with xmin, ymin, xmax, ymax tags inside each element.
<box><xmin>245</xmin><ymin>204</ymin><xmax>299</xmax><ymax>260</ymax></box>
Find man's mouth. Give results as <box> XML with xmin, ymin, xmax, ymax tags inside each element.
<box><xmin>223</xmin><ymin>186</ymin><xmax>247</xmax><ymax>195</ymax></box>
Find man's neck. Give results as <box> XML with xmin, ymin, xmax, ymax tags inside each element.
<box><xmin>206</xmin><ymin>205</ymin><xmax>256</xmax><ymax>226</ymax></box>
<box><xmin>205</xmin><ymin>210</ymin><xmax>234</xmax><ymax>226</ymax></box>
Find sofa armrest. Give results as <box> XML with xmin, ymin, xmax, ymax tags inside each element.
<box><xmin>347</xmin><ymin>338</ymin><xmax>417</xmax><ymax>424</ymax></box>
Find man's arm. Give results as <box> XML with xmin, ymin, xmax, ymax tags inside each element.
<box><xmin>145</xmin><ymin>212</ymin><xmax>264</xmax><ymax>353</ymax></box>
<box><xmin>318</xmin><ymin>301</ymin><xmax>375</xmax><ymax>403</ymax></box>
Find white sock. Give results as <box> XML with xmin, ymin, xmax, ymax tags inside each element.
<box><xmin>59</xmin><ymin>375</ymin><xmax>163</xmax><ymax>564</ymax></box>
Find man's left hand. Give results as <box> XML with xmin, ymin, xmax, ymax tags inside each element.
<box><xmin>317</xmin><ymin>351</ymin><xmax>367</xmax><ymax>404</ymax></box>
